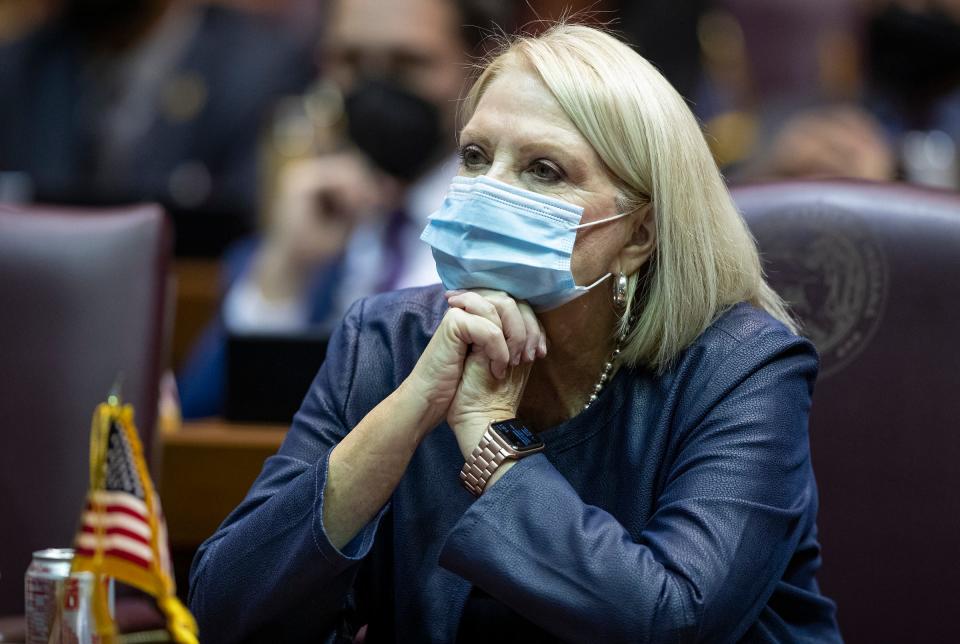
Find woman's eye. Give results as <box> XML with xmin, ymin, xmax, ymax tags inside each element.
<box><xmin>459</xmin><ymin>145</ymin><xmax>487</xmax><ymax>169</ymax></box>
<box><xmin>531</xmin><ymin>160</ymin><xmax>562</xmax><ymax>182</ymax></box>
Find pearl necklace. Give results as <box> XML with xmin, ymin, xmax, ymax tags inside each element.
<box><xmin>582</xmin><ymin>314</ymin><xmax>634</xmax><ymax>411</ymax></box>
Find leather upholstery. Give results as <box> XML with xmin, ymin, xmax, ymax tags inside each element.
<box><xmin>0</xmin><ymin>204</ymin><xmax>170</xmax><ymax>618</ymax></box>
<box><xmin>733</xmin><ymin>180</ymin><xmax>960</xmax><ymax>643</ymax></box>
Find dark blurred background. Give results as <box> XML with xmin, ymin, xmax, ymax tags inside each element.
<box><xmin>4</xmin><ymin>0</ymin><xmax>958</xmax><ymax>257</ymax></box>
<box><xmin>1</xmin><ymin>0</ymin><xmax>958</xmax><ymax>641</ymax></box>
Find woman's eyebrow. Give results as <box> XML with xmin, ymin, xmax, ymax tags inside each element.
<box><xmin>517</xmin><ymin>140</ymin><xmax>589</xmax><ymax>174</ymax></box>
<box><xmin>458</xmin><ymin>130</ymin><xmax>492</xmax><ymax>148</ymax></box>
<box><xmin>516</xmin><ymin>139</ymin><xmax>580</xmax><ymax>157</ymax></box>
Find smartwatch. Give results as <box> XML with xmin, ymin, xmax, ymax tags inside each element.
<box><xmin>459</xmin><ymin>418</ymin><xmax>544</xmax><ymax>497</ymax></box>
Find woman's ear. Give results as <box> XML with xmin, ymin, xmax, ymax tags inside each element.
<box><xmin>615</xmin><ymin>204</ymin><xmax>656</xmax><ymax>276</ymax></box>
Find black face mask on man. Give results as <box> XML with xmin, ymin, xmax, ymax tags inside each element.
<box><xmin>866</xmin><ymin>5</ymin><xmax>960</xmax><ymax>102</ymax></box>
<box><xmin>343</xmin><ymin>78</ymin><xmax>445</xmax><ymax>183</ymax></box>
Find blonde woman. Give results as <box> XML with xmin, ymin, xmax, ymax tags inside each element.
<box><xmin>190</xmin><ymin>24</ymin><xmax>841</xmax><ymax>643</ymax></box>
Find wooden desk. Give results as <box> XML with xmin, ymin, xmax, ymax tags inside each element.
<box><xmin>170</xmin><ymin>259</ymin><xmax>222</xmax><ymax>370</ymax></box>
<box><xmin>159</xmin><ymin>419</ymin><xmax>287</xmax><ymax>548</ymax></box>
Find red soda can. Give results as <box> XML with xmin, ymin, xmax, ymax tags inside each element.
<box><xmin>24</xmin><ymin>548</ymin><xmax>114</xmax><ymax>644</ymax></box>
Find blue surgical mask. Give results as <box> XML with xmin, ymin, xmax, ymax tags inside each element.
<box><xmin>420</xmin><ymin>175</ymin><xmax>631</xmax><ymax>311</ymax></box>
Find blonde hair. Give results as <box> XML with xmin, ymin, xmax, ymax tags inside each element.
<box><xmin>462</xmin><ymin>23</ymin><xmax>796</xmax><ymax>372</ymax></box>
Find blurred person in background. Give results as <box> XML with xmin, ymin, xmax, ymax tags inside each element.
<box><xmin>176</xmin><ymin>0</ymin><xmax>515</xmax><ymax>418</ymax></box>
<box><xmin>0</xmin><ymin>0</ymin><xmax>314</xmax><ymax>254</ymax></box>
<box><xmin>729</xmin><ymin>0</ymin><xmax>960</xmax><ymax>187</ymax></box>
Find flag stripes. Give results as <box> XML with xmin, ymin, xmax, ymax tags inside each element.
<box><xmin>80</xmin><ymin>510</ymin><xmax>151</xmax><ymax>540</ymax></box>
<box><xmin>75</xmin><ymin>486</ymin><xmax>154</xmax><ymax>570</ymax></box>
<box><xmin>89</xmin><ymin>489</ymin><xmax>149</xmax><ymax>515</ymax></box>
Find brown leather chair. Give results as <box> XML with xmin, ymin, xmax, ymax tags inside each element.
<box><xmin>733</xmin><ymin>180</ymin><xmax>960</xmax><ymax>643</ymax></box>
<box><xmin>0</xmin><ymin>204</ymin><xmax>170</xmax><ymax>631</ymax></box>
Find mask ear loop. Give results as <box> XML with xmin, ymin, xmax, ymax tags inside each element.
<box><xmin>570</xmin><ymin>206</ymin><xmax>643</xmax><ymax>288</ymax></box>
<box><xmin>568</xmin><ymin>209</ymin><xmax>634</xmax><ymax>231</ymax></box>
<box><xmin>567</xmin><ymin>204</ymin><xmax>646</xmax><ymax>230</ymax></box>
<box><xmin>582</xmin><ymin>272</ymin><xmax>613</xmax><ymax>289</ymax></box>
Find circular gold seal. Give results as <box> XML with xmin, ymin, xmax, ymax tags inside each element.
<box><xmin>750</xmin><ymin>205</ymin><xmax>889</xmax><ymax>378</ymax></box>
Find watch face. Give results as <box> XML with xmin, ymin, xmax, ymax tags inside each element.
<box><xmin>491</xmin><ymin>419</ymin><xmax>544</xmax><ymax>453</ymax></box>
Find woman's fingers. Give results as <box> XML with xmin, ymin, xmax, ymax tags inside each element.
<box><xmin>446</xmin><ymin>307</ymin><xmax>510</xmax><ymax>379</ymax></box>
<box><xmin>490</xmin><ymin>296</ymin><xmax>528</xmax><ymax>365</ymax></box>
<box><xmin>517</xmin><ymin>302</ymin><xmax>544</xmax><ymax>362</ymax></box>
<box><xmin>447</xmin><ymin>290</ymin><xmax>528</xmax><ymax>365</ymax></box>
<box><xmin>536</xmin><ymin>317</ymin><xmax>548</xmax><ymax>358</ymax></box>
<box><xmin>446</xmin><ymin>291</ymin><xmax>501</xmax><ymax>329</ymax></box>
<box><xmin>446</xmin><ymin>289</ymin><xmax>549</xmax><ymax>370</ymax></box>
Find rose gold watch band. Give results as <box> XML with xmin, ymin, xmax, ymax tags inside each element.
<box><xmin>459</xmin><ymin>425</ymin><xmax>514</xmax><ymax>497</ymax></box>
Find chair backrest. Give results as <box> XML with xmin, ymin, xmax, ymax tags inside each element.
<box><xmin>0</xmin><ymin>204</ymin><xmax>169</xmax><ymax>616</ymax></box>
<box><xmin>732</xmin><ymin>180</ymin><xmax>960</xmax><ymax>643</ymax></box>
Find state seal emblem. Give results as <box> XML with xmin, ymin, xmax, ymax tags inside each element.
<box><xmin>750</xmin><ymin>205</ymin><xmax>889</xmax><ymax>378</ymax></box>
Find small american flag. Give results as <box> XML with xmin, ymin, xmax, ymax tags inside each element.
<box><xmin>71</xmin><ymin>401</ymin><xmax>196</xmax><ymax>643</ymax></box>
<box><xmin>75</xmin><ymin>419</ymin><xmax>155</xmax><ymax>571</ymax></box>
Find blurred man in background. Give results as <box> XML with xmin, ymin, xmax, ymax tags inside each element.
<box><xmin>177</xmin><ymin>0</ymin><xmax>514</xmax><ymax>417</ymax></box>
<box><xmin>0</xmin><ymin>0</ymin><xmax>314</xmax><ymax>254</ymax></box>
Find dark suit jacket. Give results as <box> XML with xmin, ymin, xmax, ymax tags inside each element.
<box><xmin>188</xmin><ymin>286</ymin><xmax>841</xmax><ymax>643</ymax></box>
<box><xmin>0</xmin><ymin>6</ymin><xmax>313</xmax><ymax>254</ymax></box>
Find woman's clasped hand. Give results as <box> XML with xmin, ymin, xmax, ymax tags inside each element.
<box><xmin>408</xmin><ymin>288</ymin><xmax>547</xmax><ymax>462</ymax></box>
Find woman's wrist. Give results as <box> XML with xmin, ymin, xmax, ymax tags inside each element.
<box><xmin>392</xmin><ymin>376</ymin><xmax>450</xmax><ymax>443</ymax></box>
<box><xmin>449</xmin><ymin>410</ymin><xmax>515</xmax><ymax>460</ymax></box>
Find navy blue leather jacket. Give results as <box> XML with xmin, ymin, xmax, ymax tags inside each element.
<box><xmin>189</xmin><ymin>285</ymin><xmax>841</xmax><ymax>643</ymax></box>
